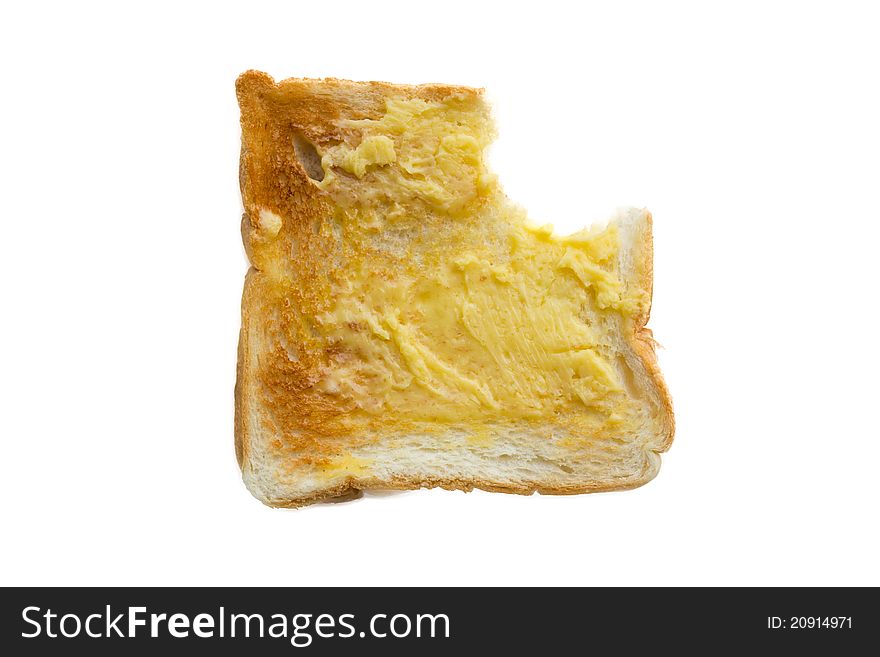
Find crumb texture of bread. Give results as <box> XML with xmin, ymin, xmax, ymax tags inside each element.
<box><xmin>235</xmin><ymin>70</ymin><xmax>674</xmax><ymax>507</ymax></box>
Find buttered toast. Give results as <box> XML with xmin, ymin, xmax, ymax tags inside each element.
<box><xmin>235</xmin><ymin>71</ymin><xmax>674</xmax><ymax>507</ymax></box>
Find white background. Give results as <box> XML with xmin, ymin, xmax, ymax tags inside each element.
<box><xmin>2</xmin><ymin>0</ymin><xmax>878</xmax><ymax>586</ymax></box>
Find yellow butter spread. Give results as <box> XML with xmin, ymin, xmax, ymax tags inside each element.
<box><xmin>270</xmin><ymin>94</ymin><xmax>647</xmax><ymax>436</ymax></box>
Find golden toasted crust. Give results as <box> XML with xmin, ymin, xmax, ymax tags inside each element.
<box><xmin>629</xmin><ymin>212</ymin><xmax>676</xmax><ymax>452</ymax></box>
<box><xmin>235</xmin><ymin>72</ymin><xmax>674</xmax><ymax>507</ymax></box>
<box><xmin>260</xmin><ymin>473</ymin><xmax>660</xmax><ymax>509</ymax></box>
<box><xmin>236</xmin><ymin>70</ymin><xmax>482</xmax><ymax>143</ymax></box>
<box><xmin>233</xmin><ymin>266</ymin><xmax>255</xmax><ymax>469</ymax></box>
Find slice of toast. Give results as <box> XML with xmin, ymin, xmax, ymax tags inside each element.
<box><xmin>235</xmin><ymin>71</ymin><xmax>674</xmax><ymax>507</ymax></box>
